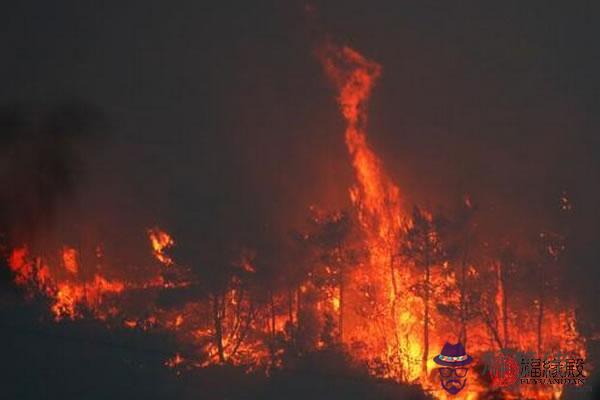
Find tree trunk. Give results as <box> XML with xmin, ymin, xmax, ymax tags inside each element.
<box><xmin>423</xmin><ymin>262</ymin><xmax>430</xmax><ymax>375</ymax></box>
<box><xmin>288</xmin><ymin>286</ymin><xmax>294</xmax><ymax>325</ymax></box>
<box><xmin>483</xmin><ymin>311</ymin><xmax>504</xmax><ymax>350</ymax></box>
<box><xmin>459</xmin><ymin>248</ymin><xmax>468</xmax><ymax>346</ymax></box>
<box><xmin>501</xmin><ymin>265</ymin><xmax>508</xmax><ymax>349</ymax></box>
<box><xmin>339</xmin><ymin>267</ymin><xmax>344</xmax><ymax>341</ymax></box>
<box><xmin>496</xmin><ymin>261</ymin><xmax>509</xmax><ymax>349</ymax></box>
<box><xmin>537</xmin><ymin>296</ymin><xmax>544</xmax><ymax>355</ymax></box>
<box><xmin>269</xmin><ymin>289</ymin><xmax>276</xmax><ymax>362</ymax></box>
<box><xmin>389</xmin><ymin>253</ymin><xmax>402</xmax><ymax>370</ymax></box>
<box><xmin>270</xmin><ymin>290</ymin><xmax>276</xmax><ymax>338</ymax></box>
<box><xmin>230</xmin><ymin>306</ymin><xmax>254</xmax><ymax>359</ymax></box>
<box><xmin>296</xmin><ymin>285</ymin><xmax>301</xmax><ymax>315</ymax></box>
<box><xmin>212</xmin><ymin>293</ymin><xmax>225</xmax><ymax>363</ymax></box>
<box><xmin>537</xmin><ymin>264</ymin><xmax>545</xmax><ymax>355</ymax></box>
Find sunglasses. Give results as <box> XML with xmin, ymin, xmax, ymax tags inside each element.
<box><xmin>439</xmin><ymin>367</ymin><xmax>468</xmax><ymax>378</ymax></box>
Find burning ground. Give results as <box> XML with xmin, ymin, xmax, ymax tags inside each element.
<box><xmin>1</xmin><ymin>2</ymin><xmax>600</xmax><ymax>400</ymax></box>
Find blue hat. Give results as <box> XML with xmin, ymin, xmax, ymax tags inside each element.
<box><xmin>433</xmin><ymin>342</ymin><xmax>473</xmax><ymax>367</ymax></box>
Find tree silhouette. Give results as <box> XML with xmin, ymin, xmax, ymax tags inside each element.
<box><xmin>399</xmin><ymin>205</ymin><xmax>447</xmax><ymax>375</ymax></box>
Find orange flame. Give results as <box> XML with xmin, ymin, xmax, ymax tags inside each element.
<box><xmin>320</xmin><ymin>42</ymin><xmax>420</xmax><ymax>380</ymax></box>
<box><xmin>62</xmin><ymin>246</ymin><xmax>79</xmax><ymax>274</ymax></box>
<box><xmin>148</xmin><ymin>227</ymin><xmax>175</xmax><ymax>266</ymax></box>
<box><xmin>319</xmin><ymin>41</ymin><xmax>586</xmax><ymax>399</ymax></box>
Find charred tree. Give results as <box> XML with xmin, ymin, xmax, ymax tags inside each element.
<box><xmin>496</xmin><ymin>245</ymin><xmax>519</xmax><ymax>350</ymax></box>
<box><xmin>211</xmin><ymin>292</ymin><xmax>226</xmax><ymax>363</ymax></box>
<box><xmin>436</xmin><ymin>197</ymin><xmax>481</xmax><ymax>347</ymax></box>
<box><xmin>303</xmin><ymin>209</ymin><xmax>356</xmax><ymax>342</ymax></box>
<box><xmin>536</xmin><ymin>231</ymin><xmax>564</xmax><ymax>355</ymax></box>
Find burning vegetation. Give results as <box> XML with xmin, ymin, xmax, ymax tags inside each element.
<box><xmin>0</xmin><ymin>42</ymin><xmax>590</xmax><ymax>400</ymax></box>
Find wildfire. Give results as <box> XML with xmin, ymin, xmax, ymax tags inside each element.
<box><xmin>9</xmin><ymin>246</ymin><xmax>34</xmax><ymax>285</ymax></box>
<box><xmin>319</xmin><ymin>43</ymin><xmax>402</xmax><ymax>241</ymax></box>
<box><xmin>62</xmin><ymin>246</ymin><xmax>79</xmax><ymax>274</ymax></box>
<box><xmin>0</xmin><ymin>38</ymin><xmax>588</xmax><ymax>400</ymax></box>
<box><xmin>148</xmin><ymin>227</ymin><xmax>175</xmax><ymax>266</ymax></box>
<box><xmin>320</xmin><ymin>41</ymin><xmax>422</xmax><ymax>381</ymax></box>
<box><xmin>5</xmin><ymin>228</ymin><xmax>175</xmax><ymax>320</ymax></box>
<box><xmin>318</xmin><ymin>41</ymin><xmax>586</xmax><ymax>398</ymax></box>
<box><xmin>50</xmin><ymin>275</ymin><xmax>124</xmax><ymax>319</ymax></box>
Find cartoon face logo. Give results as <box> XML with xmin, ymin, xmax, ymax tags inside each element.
<box><xmin>433</xmin><ymin>342</ymin><xmax>473</xmax><ymax>395</ymax></box>
<box><xmin>438</xmin><ymin>366</ymin><xmax>468</xmax><ymax>394</ymax></box>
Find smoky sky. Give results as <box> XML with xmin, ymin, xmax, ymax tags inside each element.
<box><xmin>1</xmin><ymin>2</ymin><xmax>599</xmax><ymax>317</ymax></box>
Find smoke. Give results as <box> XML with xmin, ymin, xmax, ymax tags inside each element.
<box><xmin>0</xmin><ymin>0</ymin><xmax>597</xmax><ymax>342</ymax></box>
<box><xmin>0</xmin><ymin>102</ymin><xmax>106</xmax><ymax>247</ymax></box>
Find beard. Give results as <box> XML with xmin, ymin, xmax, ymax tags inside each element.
<box><xmin>442</xmin><ymin>378</ymin><xmax>466</xmax><ymax>395</ymax></box>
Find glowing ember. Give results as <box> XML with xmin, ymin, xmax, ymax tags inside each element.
<box><xmin>9</xmin><ymin>246</ymin><xmax>32</xmax><ymax>285</ymax></box>
<box><xmin>62</xmin><ymin>246</ymin><xmax>79</xmax><ymax>274</ymax></box>
<box><xmin>165</xmin><ymin>353</ymin><xmax>184</xmax><ymax>368</ymax></box>
<box><xmin>123</xmin><ymin>319</ymin><xmax>138</xmax><ymax>329</ymax></box>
